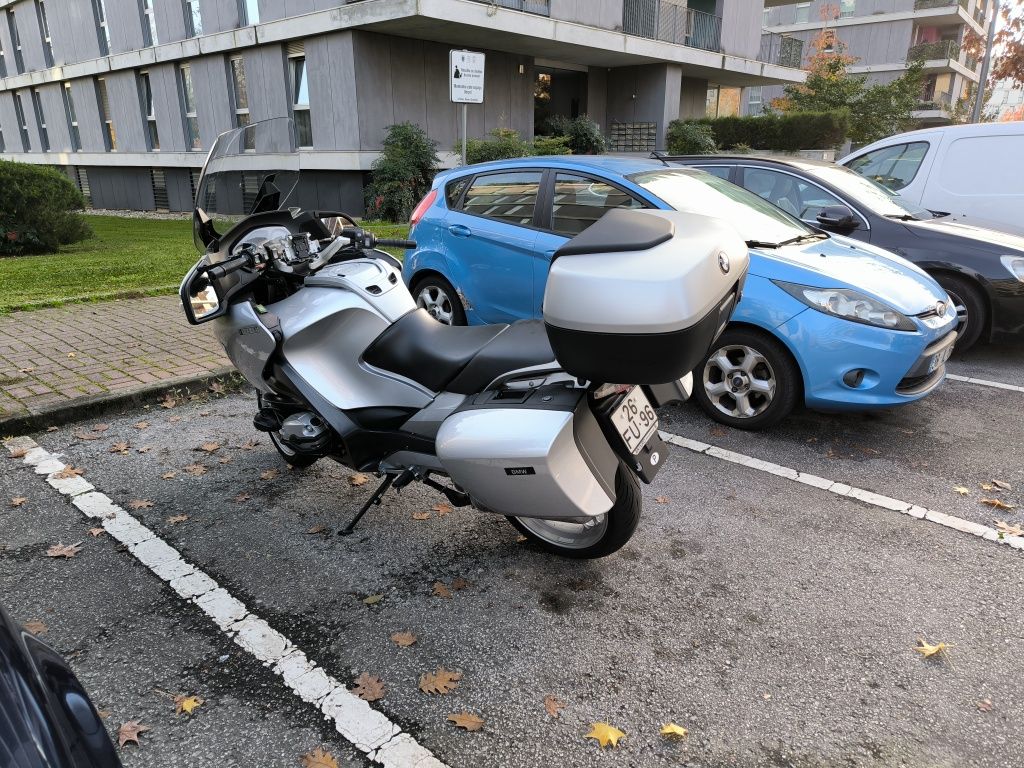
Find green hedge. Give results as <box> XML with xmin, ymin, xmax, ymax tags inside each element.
<box><xmin>667</xmin><ymin>110</ymin><xmax>849</xmax><ymax>153</ymax></box>
<box><xmin>0</xmin><ymin>161</ymin><xmax>91</xmax><ymax>256</ymax></box>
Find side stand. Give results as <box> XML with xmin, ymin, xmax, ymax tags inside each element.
<box><xmin>338</xmin><ymin>474</ymin><xmax>395</xmax><ymax>536</ymax></box>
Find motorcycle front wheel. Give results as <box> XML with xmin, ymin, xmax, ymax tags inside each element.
<box><xmin>507</xmin><ymin>460</ymin><xmax>640</xmax><ymax>559</ymax></box>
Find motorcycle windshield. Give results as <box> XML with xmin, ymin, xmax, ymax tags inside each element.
<box><xmin>193</xmin><ymin>117</ymin><xmax>300</xmax><ymax>251</ymax></box>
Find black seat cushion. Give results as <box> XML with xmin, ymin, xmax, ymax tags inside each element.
<box><xmin>363</xmin><ymin>309</ymin><xmax>507</xmax><ymax>392</ymax></box>
<box><xmin>446</xmin><ymin>319</ymin><xmax>556</xmax><ymax>394</ymax></box>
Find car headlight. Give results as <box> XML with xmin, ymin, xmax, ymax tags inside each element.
<box><xmin>774</xmin><ymin>281</ymin><xmax>916</xmax><ymax>331</ymax></box>
<box><xmin>1001</xmin><ymin>255</ymin><xmax>1024</xmax><ymax>283</ymax></box>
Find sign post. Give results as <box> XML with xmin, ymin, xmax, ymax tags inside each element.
<box><xmin>450</xmin><ymin>50</ymin><xmax>485</xmax><ymax>165</ymax></box>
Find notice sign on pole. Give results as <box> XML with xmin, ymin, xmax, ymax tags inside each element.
<box><xmin>450</xmin><ymin>50</ymin><xmax>486</xmax><ymax>104</ymax></box>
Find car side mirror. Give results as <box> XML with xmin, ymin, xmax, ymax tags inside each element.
<box><xmin>816</xmin><ymin>205</ymin><xmax>857</xmax><ymax>231</ymax></box>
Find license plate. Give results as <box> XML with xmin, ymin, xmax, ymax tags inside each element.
<box><xmin>610</xmin><ymin>388</ymin><xmax>658</xmax><ymax>455</ymax></box>
<box><xmin>928</xmin><ymin>343</ymin><xmax>954</xmax><ymax>373</ymax></box>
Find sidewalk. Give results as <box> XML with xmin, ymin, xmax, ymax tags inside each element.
<box><xmin>0</xmin><ymin>296</ymin><xmax>232</xmax><ymax>430</ymax></box>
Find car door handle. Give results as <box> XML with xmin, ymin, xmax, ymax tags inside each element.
<box><xmin>448</xmin><ymin>224</ymin><xmax>472</xmax><ymax>238</ymax></box>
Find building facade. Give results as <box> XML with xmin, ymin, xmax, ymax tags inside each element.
<box><xmin>987</xmin><ymin>78</ymin><xmax>1024</xmax><ymax>122</ymax></box>
<box><xmin>754</xmin><ymin>0</ymin><xmax>993</xmax><ymax>125</ymax></box>
<box><xmin>0</xmin><ymin>0</ymin><xmax>802</xmax><ymax>213</ymax></box>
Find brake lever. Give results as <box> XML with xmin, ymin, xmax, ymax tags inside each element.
<box><xmin>307</xmin><ymin>235</ymin><xmax>351</xmax><ymax>271</ymax></box>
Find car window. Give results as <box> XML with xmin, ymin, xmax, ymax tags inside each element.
<box><xmin>460</xmin><ymin>171</ymin><xmax>543</xmax><ymax>226</ymax></box>
<box><xmin>845</xmin><ymin>141</ymin><xmax>929</xmax><ymax>191</ymax></box>
<box><xmin>742</xmin><ymin>167</ymin><xmax>847</xmax><ymax>224</ymax></box>
<box><xmin>550</xmin><ymin>173</ymin><xmax>645</xmax><ymax>236</ymax></box>
<box><xmin>689</xmin><ymin>166</ymin><xmax>732</xmax><ymax>180</ymax></box>
<box><xmin>445</xmin><ymin>177</ymin><xmax>470</xmax><ymax>208</ymax></box>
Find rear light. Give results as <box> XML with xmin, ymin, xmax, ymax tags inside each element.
<box><xmin>410</xmin><ymin>189</ymin><xmax>438</xmax><ymax>226</ymax></box>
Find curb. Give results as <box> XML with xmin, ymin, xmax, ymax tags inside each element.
<box><xmin>0</xmin><ymin>367</ymin><xmax>243</xmax><ymax>436</ymax></box>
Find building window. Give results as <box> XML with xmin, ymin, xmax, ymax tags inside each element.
<box><xmin>31</xmin><ymin>89</ymin><xmax>49</xmax><ymax>151</ymax></box>
<box><xmin>0</xmin><ymin>122</ymin><xmax>5</xmax><ymax>153</ymax></box>
<box><xmin>13</xmin><ymin>92</ymin><xmax>30</xmax><ymax>150</ymax></box>
<box><xmin>96</xmin><ymin>77</ymin><xmax>116</xmax><ymax>150</ymax></box>
<box><xmin>92</xmin><ymin>0</ymin><xmax>110</xmax><ymax>56</ymax></box>
<box><xmin>35</xmin><ymin>1</ymin><xmax>53</xmax><ymax>67</ymax></box>
<box><xmin>239</xmin><ymin>0</ymin><xmax>259</xmax><ymax>25</ymax></box>
<box><xmin>183</xmin><ymin>0</ymin><xmax>202</xmax><ymax>37</ymax></box>
<box><xmin>179</xmin><ymin>62</ymin><xmax>201</xmax><ymax>149</ymax></box>
<box><xmin>228</xmin><ymin>56</ymin><xmax>253</xmax><ymax>148</ymax></box>
<box><xmin>139</xmin><ymin>71</ymin><xmax>159</xmax><ymax>150</ymax></box>
<box><xmin>795</xmin><ymin>2</ymin><xmax>810</xmax><ymax>24</ymax></box>
<box><xmin>62</xmin><ymin>82</ymin><xmax>81</xmax><ymax>151</ymax></box>
<box><xmin>140</xmin><ymin>0</ymin><xmax>158</xmax><ymax>46</ymax></box>
<box><xmin>0</xmin><ymin>33</ymin><xmax>7</xmax><ymax>78</ymax></box>
<box><xmin>747</xmin><ymin>86</ymin><xmax>763</xmax><ymax>113</ymax></box>
<box><xmin>7</xmin><ymin>10</ymin><xmax>24</xmax><ymax>74</ymax></box>
<box><xmin>762</xmin><ymin>7</ymin><xmax>769</xmax><ymax>28</ymax></box>
<box><xmin>840</xmin><ymin>0</ymin><xmax>856</xmax><ymax>18</ymax></box>
<box><xmin>288</xmin><ymin>48</ymin><xmax>311</xmax><ymax>148</ymax></box>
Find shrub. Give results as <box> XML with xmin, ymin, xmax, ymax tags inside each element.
<box><xmin>365</xmin><ymin>123</ymin><xmax>439</xmax><ymax>222</ymax></box>
<box><xmin>0</xmin><ymin>161</ymin><xmax>90</xmax><ymax>256</ymax></box>
<box><xmin>667</xmin><ymin>110</ymin><xmax>849</xmax><ymax>153</ymax></box>
<box><xmin>532</xmin><ymin>135</ymin><xmax>572</xmax><ymax>156</ymax></box>
<box><xmin>462</xmin><ymin>128</ymin><xmax>534</xmax><ymax>165</ymax></box>
<box><xmin>547</xmin><ymin>115</ymin><xmax>606</xmax><ymax>154</ymax></box>
<box><xmin>665</xmin><ymin>122</ymin><xmax>717</xmax><ymax>155</ymax></box>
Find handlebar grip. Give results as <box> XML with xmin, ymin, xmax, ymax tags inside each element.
<box><xmin>377</xmin><ymin>239</ymin><xmax>417</xmax><ymax>250</ymax></box>
<box><xmin>206</xmin><ymin>255</ymin><xmax>248</xmax><ymax>280</ymax></box>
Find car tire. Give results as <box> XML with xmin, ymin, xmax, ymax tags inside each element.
<box><xmin>412</xmin><ymin>274</ymin><xmax>467</xmax><ymax>326</ymax></box>
<box><xmin>507</xmin><ymin>459</ymin><xmax>641</xmax><ymax>559</ymax></box>
<box><xmin>933</xmin><ymin>273</ymin><xmax>986</xmax><ymax>352</ymax></box>
<box><xmin>694</xmin><ymin>326</ymin><xmax>801</xmax><ymax>431</ymax></box>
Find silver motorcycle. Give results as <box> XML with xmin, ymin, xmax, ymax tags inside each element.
<box><xmin>180</xmin><ymin>119</ymin><xmax>748</xmax><ymax>558</ymax></box>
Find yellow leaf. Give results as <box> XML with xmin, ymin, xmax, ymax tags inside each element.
<box><xmin>447</xmin><ymin>712</ymin><xmax>484</xmax><ymax>731</ymax></box>
<box><xmin>174</xmin><ymin>695</ymin><xmax>204</xmax><ymax>716</ymax></box>
<box><xmin>586</xmin><ymin>722</ymin><xmax>625</xmax><ymax>749</ymax></box>
<box><xmin>913</xmin><ymin>638</ymin><xmax>953</xmax><ymax>659</ymax></box>
<box><xmin>363</xmin><ymin>594</ymin><xmax>384</xmax><ymax>605</ymax></box>
<box><xmin>954</xmin><ymin>486</ymin><xmax>969</xmax><ymax>496</ymax></box>
<box><xmin>349</xmin><ymin>473</ymin><xmax>371</xmax><ymax>487</ymax></box>
<box><xmin>300</xmin><ymin>747</ymin><xmax>339</xmax><ymax>768</ymax></box>
<box><xmin>660</xmin><ymin>723</ymin><xmax>689</xmax><ymax>739</ymax></box>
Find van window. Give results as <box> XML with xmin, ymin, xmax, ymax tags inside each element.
<box><xmin>846</xmin><ymin>141</ymin><xmax>929</xmax><ymax>191</ymax></box>
<box><xmin>460</xmin><ymin>171</ymin><xmax>543</xmax><ymax>226</ymax></box>
<box><xmin>936</xmin><ymin>134</ymin><xmax>1024</xmax><ymax>196</ymax></box>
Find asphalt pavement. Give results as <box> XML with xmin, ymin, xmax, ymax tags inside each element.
<box><xmin>2</xmin><ymin>344</ymin><xmax>1022</xmax><ymax>768</ymax></box>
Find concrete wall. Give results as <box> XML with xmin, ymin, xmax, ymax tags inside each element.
<box><xmin>148</xmin><ymin>62</ymin><xmax>187</xmax><ymax>152</ymax></box>
<box><xmin>70</xmin><ymin>78</ymin><xmax>106</xmax><ymax>152</ymax></box>
<box><xmin>767</xmin><ymin>0</ymin><xmax>918</xmax><ymax>25</ymax></box>
<box><xmin>105</xmin><ymin>70</ymin><xmax>147</xmax><ymax>152</ymax></box>
<box><xmin>200</xmin><ymin>0</ymin><xmax>244</xmax><ymax>34</ymax></box>
<box><xmin>36</xmin><ymin>81</ymin><xmax>69</xmax><ymax>151</ymax></box>
<box><xmin>107</xmin><ymin>0</ymin><xmax>147</xmax><ymax>55</ymax></box>
<box><xmin>605</xmin><ymin>63</ymin><xmax>683</xmax><ymax>147</ymax></box>
<box><xmin>12</xmin><ymin>0</ymin><xmax>45</xmax><ymax>72</ymax></box>
<box><xmin>720</xmin><ymin>0</ymin><xmax>761</xmax><ymax>59</ymax></box>
<box><xmin>154</xmin><ymin>0</ymin><xmax>188</xmax><ymax>44</ymax></box>
<box><xmin>680</xmin><ymin>75</ymin><xmax>708</xmax><ymax>119</ymax></box>
<box><xmin>46</xmin><ymin>0</ymin><xmax>104</xmax><ymax>64</ymax></box>
<box><xmin>550</xmin><ymin>0</ymin><xmax>623</xmax><ymax>30</ymax></box>
<box><xmin>0</xmin><ymin>90</ymin><xmax>21</xmax><ymax>150</ymax></box>
<box><xmin>191</xmin><ymin>53</ymin><xmax>235</xmax><ymax>150</ymax></box>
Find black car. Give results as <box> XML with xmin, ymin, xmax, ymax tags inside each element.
<box><xmin>0</xmin><ymin>604</ymin><xmax>121</xmax><ymax>768</ymax></box>
<box><xmin>663</xmin><ymin>154</ymin><xmax>1024</xmax><ymax>350</ymax></box>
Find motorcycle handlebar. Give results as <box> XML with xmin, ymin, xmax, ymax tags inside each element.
<box><xmin>206</xmin><ymin>254</ymin><xmax>249</xmax><ymax>280</ymax></box>
<box><xmin>376</xmin><ymin>239</ymin><xmax>418</xmax><ymax>250</ymax></box>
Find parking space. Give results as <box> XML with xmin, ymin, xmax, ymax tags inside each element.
<box><xmin>2</xmin><ymin>344</ymin><xmax>1022</xmax><ymax>768</ymax></box>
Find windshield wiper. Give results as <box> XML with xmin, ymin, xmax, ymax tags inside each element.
<box><xmin>745</xmin><ymin>239</ymin><xmax>782</xmax><ymax>249</ymax></box>
<box><xmin>746</xmin><ymin>233</ymin><xmax>827</xmax><ymax>249</ymax></box>
<box><xmin>885</xmin><ymin>213</ymin><xmax>919</xmax><ymax>221</ymax></box>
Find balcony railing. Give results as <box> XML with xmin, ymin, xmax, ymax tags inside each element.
<box><xmin>623</xmin><ymin>0</ymin><xmax>722</xmax><ymax>53</ymax></box>
<box><xmin>907</xmin><ymin>39</ymin><xmax>960</xmax><ymax>62</ymax></box>
<box><xmin>465</xmin><ymin>0</ymin><xmax>550</xmax><ymax>15</ymax></box>
<box><xmin>758</xmin><ymin>32</ymin><xmax>804</xmax><ymax>68</ymax></box>
<box><xmin>912</xmin><ymin>0</ymin><xmax>969</xmax><ymax>11</ymax></box>
<box><xmin>916</xmin><ymin>91</ymin><xmax>954</xmax><ymax>111</ymax></box>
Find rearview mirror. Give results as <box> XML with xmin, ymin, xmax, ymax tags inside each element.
<box><xmin>189</xmin><ymin>278</ymin><xmax>221</xmax><ymax>321</ymax></box>
<box><xmin>816</xmin><ymin>205</ymin><xmax>857</xmax><ymax>231</ymax></box>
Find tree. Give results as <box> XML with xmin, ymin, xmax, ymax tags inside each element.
<box><xmin>364</xmin><ymin>123</ymin><xmax>439</xmax><ymax>222</ymax></box>
<box><xmin>991</xmin><ymin>3</ymin><xmax>1024</xmax><ymax>87</ymax></box>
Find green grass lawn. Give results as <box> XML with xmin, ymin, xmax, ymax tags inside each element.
<box><xmin>0</xmin><ymin>215</ymin><xmax>410</xmax><ymax>314</ymax></box>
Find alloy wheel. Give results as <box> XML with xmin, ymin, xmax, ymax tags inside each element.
<box><xmin>513</xmin><ymin>514</ymin><xmax>609</xmax><ymax>550</ymax></box>
<box><xmin>417</xmin><ymin>285</ymin><xmax>456</xmax><ymax>325</ymax></box>
<box><xmin>946</xmin><ymin>289</ymin><xmax>969</xmax><ymax>341</ymax></box>
<box><xmin>702</xmin><ymin>344</ymin><xmax>777</xmax><ymax>419</ymax></box>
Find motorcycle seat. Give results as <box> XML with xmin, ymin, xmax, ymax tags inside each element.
<box><xmin>363</xmin><ymin>309</ymin><xmax>556</xmax><ymax>394</ymax></box>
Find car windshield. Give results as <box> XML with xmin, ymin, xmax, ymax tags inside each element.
<box><xmin>628</xmin><ymin>168</ymin><xmax>814</xmax><ymax>244</ymax></box>
<box><xmin>804</xmin><ymin>164</ymin><xmax>933</xmax><ymax>220</ymax></box>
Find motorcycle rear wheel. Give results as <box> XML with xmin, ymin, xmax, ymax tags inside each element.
<box><xmin>507</xmin><ymin>460</ymin><xmax>640</xmax><ymax>559</ymax></box>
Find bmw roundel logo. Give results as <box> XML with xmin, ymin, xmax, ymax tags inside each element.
<box><xmin>650</xmin><ymin>451</ymin><xmax>660</xmax><ymax>466</ymax></box>
<box><xmin>718</xmin><ymin>252</ymin><xmax>730</xmax><ymax>274</ymax></box>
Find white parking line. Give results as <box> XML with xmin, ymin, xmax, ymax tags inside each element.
<box><xmin>3</xmin><ymin>436</ymin><xmax>448</xmax><ymax>768</ymax></box>
<box><xmin>946</xmin><ymin>373</ymin><xmax>1024</xmax><ymax>394</ymax></box>
<box><xmin>659</xmin><ymin>430</ymin><xmax>1024</xmax><ymax>552</ymax></box>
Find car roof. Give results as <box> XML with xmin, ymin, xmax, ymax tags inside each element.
<box><xmin>667</xmin><ymin>154</ymin><xmax>836</xmax><ymax>172</ymax></box>
<box><xmin>436</xmin><ymin>155</ymin><xmax>678</xmax><ymax>182</ymax></box>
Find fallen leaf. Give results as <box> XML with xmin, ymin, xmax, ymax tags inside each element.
<box><xmin>586</xmin><ymin>722</ymin><xmax>625</xmax><ymax>749</ymax></box>
<box><xmin>709</xmin><ymin>425</ymin><xmax>728</xmax><ymax>437</ymax></box>
<box><xmin>168</xmin><ymin>416</ymin><xmax>182</xmax><ymax>423</ymax></box>
<box><xmin>88</xmin><ymin>527</ymin><xmax>105</xmax><ymax>537</ymax></box>
<box><xmin>260</xmin><ymin>469</ymin><xmax>279</xmax><ymax>481</ymax></box>
<box><xmin>199</xmin><ymin>411</ymin><xmax>211</xmax><ymax>417</ymax></box>
<box><xmin>161</xmin><ymin>471</ymin><xmax>177</xmax><ymax>480</ymax></box>
<box><xmin>363</xmin><ymin>594</ymin><xmax>384</xmax><ymax>605</ymax></box>
<box><xmin>543</xmin><ymin>695</ymin><xmax>564</xmax><ymax>718</ymax></box>
<box><xmin>447</xmin><ymin>712</ymin><xmax>484</xmax><ymax>732</ymax></box>
<box><xmin>237</xmin><ymin>439</ymin><xmax>260</xmax><ymax>450</ymax></box>
<box><xmin>46</xmin><ymin>542</ymin><xmax>82</xmax><ymax>559</ymax></box>
<box><xmin>419</xmin><ymin>667</ymin><xmax>461</xmax><ymax>695</ymax></box>
<box><xmin>92</xmin><ymin>423</ymin><xmax>109</xmax><ymax>433</ymax></box>
<box><xmin>198</xmin><ymin>442</ymin><xmax>221</xmax><ymax>454</ymax></box>
<box><xmin>349</xmin><ymin>473</ymin><xmax>371</xmax><ymax>487</ymax></box>
<box><xmin>134</xmin><ymin>421</ymin><xmax>150</xmax><ymax>430</ymax></box>
<box><xmin>173</xmin><ymin>694</ymin><xmax>204</xmax><ymax>716</ymax></box>
<box><xmin>73</xmin><ymin>431</ymin><xmax>100</xmax><ymax>441</ymax></box>
<box><xmin>219</xmin><ymin>457</ymin><xmax>233</xmax><ymax>465</ymax></box>
<box><xmin>954</xmin><ymin>486</ymin><xmax>970</xmax><ymax>496</ymax></box>
<box><xmin>432</xmin><ymin>582</ymin><xmax>452</xmax><ymax>599</ymax></box>
<box><xmin>300</xmin><ymin>748</ymin><xmax>339</xmax><ymax>768</ymax></box>
<box><xmin>209</xmin><ymin>381</ymin><xmax>226</xmax><ymax>395</ymax></box>
<box><xmin>994</xmin><ymin>520</ymin><xmax>1024</xmax><ymax>537</ymax></box>
<box><xmin>234</xmin><ymin>492</ymin><xmax>251</xmax><ymax>502</ymax></box>
<box><xmin>9</xmin><ymin>447</ymin><xmax>29</xmax><ymax>459</ymax></box>
<box><xmin>655</xmin><ymin>495</ymin><xmax>670</xmax><ymax>504</ymax></box>
<box><xmin>67</xmin><ymin>352</ymin><xmax>76</xmax><ymax>359</ymax></box>
<box><xmin>992</xmin><ymin>480</ymin><xmax>1012</xmax><ymax>492</ymax></box>
<box><xmin>451</xmin><ymin>577</ymin><xmax>471</xmax><ymax>591</ymax></box>
<box><xmin>981</xmin><ymin>498</ymin><xmax>1016</xmax><ymax>510</ymax></box>
<box><xmin>109</xmin><ymin>442</ymin><xmax>131</xmax><ymax>454</ymax></box>
<box><xmin>159</xmin><ymin>394</ymin><xmax>177</xmax><ymax>409</ymax></box>
<box><xmin>128</xmin><ymin>499</ymin><xmax>155</xmax><ymax>510</ymax></box>
<box><xmin>53</xmin><ymin>466</ymin><xmax>84</xmax><ymax>479</ymax></box>
<box><xmin>390</xmin><ymin>631</ymin><xmax>417</xmax><ymax>648</ymax></box>
<box><xmin>516</xmin><ymin>535</ymin><xmax>528</xmax><ymax>543</ymax></box>
<box><xmin>184</xmin><ymin>463</ymin><xmax>208</xmax><ymax>476</ymax></box>
<box><xmin>137</xmin><ymin>446</ymin><xmax>152</xmax><ymax>454</ymax></box>
<box><xmin>432</xmin><ymin>503</ymin><xmax>453</xmax><ymax>516</ymax></box>
<box><xmin>981</xmin><ymin>483</ymin><xmax>994</xmax><ymax>491</ymax></box>
<box><xmin>977</xmin><ymin>698</ymin><xmax>994</xmax><ymax>712</ymax></box>
<box><xmin>117</xmin><ymin>720</ymin><xmax>150</xmax><ymax>748</ymax></box>
<box><xmin>18</xmin><ymin>366</ymin><xmax>34</xmax><ymax>373</ymax></box>
<box><xmin>166</xmin><ymin>514</ymin><xmax>188</xmax><ymax>525</ymax></box>
<box><xmin>660</xmin><ymin>723</ymin><xmax>689</xmax><ymax>739</ymax></box>
<box><xmin>412</xmin><ymin>511</ymin><xmax>432</xmax><ymax>521</ymax></box>
<box><xmin>351</xmin><ymin>672</ymin><xmax>385</xmax><ymax>702</ymax></box>
<box><xmin>307</xmin><ymin>525</ymin><xmax>327</xmax><ymax>535</ymax></box>
<box><xmin>46</xmin><ymin>426</ymin><xmax>58</xmax><ymax>432</ymax></box>
<box><xmin>914</xmin><ymin>638</ymin><xmax>953</xmax><ymax>660</ymax></box>
<box><xmin>22</xmin><ymin>619</ymin><xmax>47</xmax><ymax>635</ymax></box>
<box><xmin>10</xmin><ymin>496</ymin><xmax>27</xmax><ymax>507</ymax></box>
<box><xmin>97</xmin><ymin>709</ymin><xmax>111</xmax><ymax>719</ymax></box>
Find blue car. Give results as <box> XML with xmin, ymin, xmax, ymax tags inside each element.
<box><xmin>404</xmin><ymin>157</ymin><xmax>959</xmax><ymax>429</ymax></box>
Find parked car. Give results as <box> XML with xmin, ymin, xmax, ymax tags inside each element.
<box><xmin>0</xmin><ymin>603</ymin><xmax>121</xmax><ymax>767</ymax></box>
<box><xmin>404</xmin><ymin>158</ymin><xmax>958</xmax><ymax>429</ymax></box>
<box><xmin>839</xmin><ymin>122</ymin><xmax>1024</xmax><ymax>237</ymax></box>
<box><xmin>667</xmin><ymin>154</ymin><xmax>1024</xmax><ymax>351</ymax></box>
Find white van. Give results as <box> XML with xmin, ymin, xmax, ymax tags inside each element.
<box><xmin>839</xmin><ymin>122</ymin><xmax>1024</xmax><ymax>236</ymax></box>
